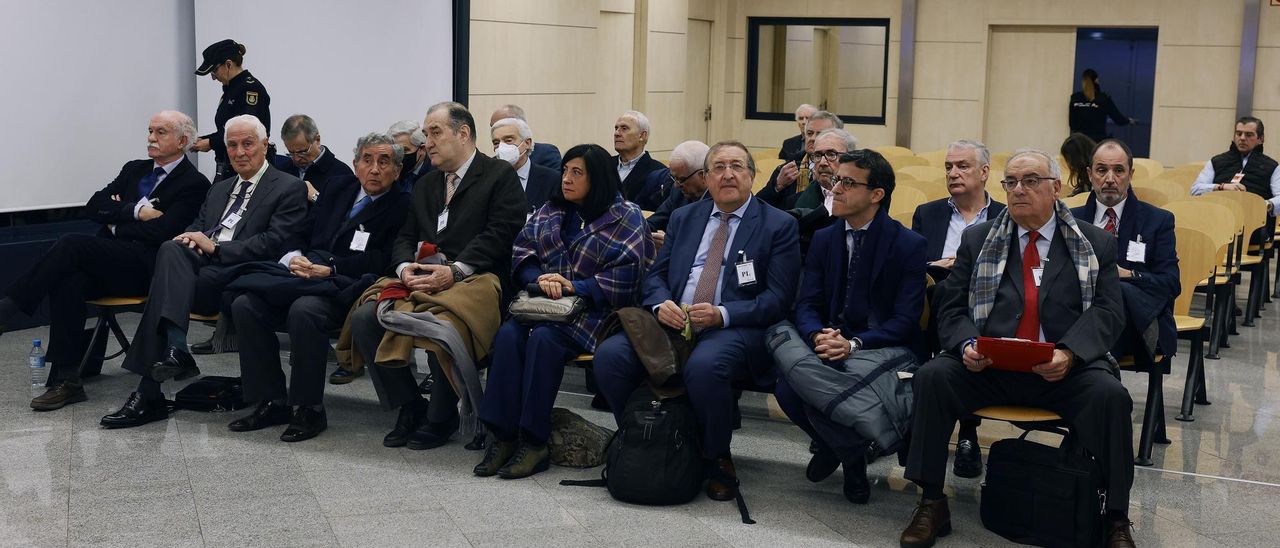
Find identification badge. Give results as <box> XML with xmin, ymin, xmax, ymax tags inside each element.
<box><xmin>1032</xmin><ymin>267</ymin><xmax>1044</xmax><ymax>287</ymax></box>
<box><xmin>221</xmin><ymin>212</ymin><xmax>242</xmax><ymax>229</ymax></box>
<box><xmin>736</xmin><ymin>260</ymin><xmax>757</xmax><ymax>286</ymax></box>
<box><xmin>1230</xmin><ymin>172</ymin><xmax>1245</xmax><ymax>185</ymax></box>
<box><xmin>437</xmin><ymin>209</ymin><xmax>449</xmax><ymax>232</ymax></box>
<box><xmin>350</xmin><ymin>227</ymin><xmax>370</xmax><ymax>251</ymax></box>
<box><xmin>1126</xmin><ymin>240</ymin><xmax>1147</xmax><ymax>263</ymax></box>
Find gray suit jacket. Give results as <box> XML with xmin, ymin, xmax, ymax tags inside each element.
<box><xmin>189</xmin><ymin>164</ymin><xmax>309</xmax><ymax>264</ymax></box>
<box><xmin>935</xmin><ymin>218</ymin><xmax>1125</xmax><ymax>370</ymax></box>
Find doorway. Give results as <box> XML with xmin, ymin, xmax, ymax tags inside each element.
<box><xmin>1073</xmin><ymin>28</ymin><xmax>1158</xmax><ymax>158</ymax></box>
<box><xmin>685</xmin><ymin>19</ymin><xmax>712</xmax><ymax>142</ymax></box>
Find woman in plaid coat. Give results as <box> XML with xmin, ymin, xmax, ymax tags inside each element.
<box><xmin>475</xmin><ymin>143</ymin><xmax>656</xmax><ymax>479</ymax></box>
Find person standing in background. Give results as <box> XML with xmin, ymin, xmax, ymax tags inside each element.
<box><xmin>190</xmin><ymin>39</ymin><xmax>272</xmax><ymax>182</ymax></box>
<box><xmin>1068</xmin><ymin>68</ymin><xmax>1133</xmax><ymax>143</ymax></box>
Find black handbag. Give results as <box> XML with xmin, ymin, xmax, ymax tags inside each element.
<box><xmin>980</xmin><ymin>429</ymin><xmax>1106</xmax><ymax>548</ymax></box>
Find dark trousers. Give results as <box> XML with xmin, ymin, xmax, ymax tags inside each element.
<box><xmin>904</xmin><ymin>354</ymin><xmax>1134</xmax><ymax>511</ymax></box>
<box><xmin>775</xmin><ymin>368</ymin><xmax>870</xmax><ymax>462</ymax></box>
<box><xmin>593</xmin><ymin>327</ymin><xmax>766</xmax><ymax>459</ymax></box>
<box><xmin>5</xmin><ymin>234</ymin><xmax>152</xmax><ymax>383</ymax></box>
<box><xmin>350</xmin><ymin>301</ymin><xmax>457</xmax><ymax>423</ymax></box>
<box><xmin>121</xmin><ymin>240</ymin><xmax>229</xmax><ymax>376</ymax></box>
<box><xmin>479</xmin><ymin>319</ymin><xmax>584</xmax><ymax>444</ymax></box>
<box><xmin>231</xmin><ymin>293</ymin><xmax>339</xmax><ymax>406</ymax></box>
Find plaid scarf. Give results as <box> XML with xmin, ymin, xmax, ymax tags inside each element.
<box><xmin>969</xmin><ymin>200</ymin><xmax>1099</xmax><ymax>332</ymax></box>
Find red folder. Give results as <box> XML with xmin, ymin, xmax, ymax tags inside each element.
<box><xmin>976</xmin><ymin>337</ymin><xmax>1055</xmax><ymax>373</ymax></box>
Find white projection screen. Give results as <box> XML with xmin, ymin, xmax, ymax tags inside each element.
<box><xmin>0</xmin><ymin>0</ymin><xmax>455</xmax><ymax>212</ymax></box>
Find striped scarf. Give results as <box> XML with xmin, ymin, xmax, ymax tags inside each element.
<box><xmin>969</xmin><ymin>200</ymin><xmax>1099</xmax><ymax>332</ymax></box>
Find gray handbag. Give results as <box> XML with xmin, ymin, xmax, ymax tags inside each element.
<box><xmin>509</xmin><ymin>283</ymin><xmax>586</xmax><ymax>323</ymax></box>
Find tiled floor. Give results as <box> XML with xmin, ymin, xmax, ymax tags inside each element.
<box><xmin>1</xmin><ymin>287</ymin><xmax>1278</xmax><ymax>547</ymax></box>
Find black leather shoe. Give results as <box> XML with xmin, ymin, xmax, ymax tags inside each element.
<box><xmin>806</xmin><ymin>445</ymin><xmax>840</xmax><ymax>482</ymax></box>
<box><xmin>328</xmin><ymin>367</ymin><xmax>363</xmax><ymax>385</ymax></box>
<box><xmin>149</xmin><ymin>346</ymin><xmax>200</xmax><ymax>382</ymax></box>
<box><xmin>228</xmin><ymin>401</ymin><xmax>291</xmax><ymax>432</ymax></box>
<box><xmin>280</xmin><ymin>406</ymin><xmax>327</xmax><ymax>442</ymax></box>
<box><xmin>952</xmin><ymin>438</ymin><xmax>983</xmax><ymax>478</ymax></box>
<box><xmin>383</xmin><ymin>400</ymin><xmax>428</xmax><ymax>447</ymax></box>
<box><xmin>407</xmin><ymin>418</ymin><xmax>459</xmax><ymax>450</ymax></box>
<box><xmin>590</xmin><ymin>393</ymin><xmax>610</xmax><ymax>411</ymax></box>
<box><xmin>100</xmin><ymin>392</ymin><xmax>169</xmax><ymax>429</ymax></box>
<box><xmin>417</xmin><ymin>372</ymin><xmax>433</xmax><ymax>394</ymax></box>
<box><xmin>842</xmin><ymin>453</ymin><xmax>870</xmax><ymax>504</ymax></box>
<box><xmin>1107</xmin><ymin>518</ymin><xmax>1136</xmax><ymax>548</ymax></box>
<box><xmin>900</xmin><ymin>497</ymin><xmax>951</xmax><ymax>548</ymax></box>
<box><xmin>189</xmin><ymin>338</ymin><xmax>216</xmax><ymax>355</ymax></box>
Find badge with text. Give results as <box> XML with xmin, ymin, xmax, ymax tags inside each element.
<box><xmin>1032</xmin><ymin>266</ymin><xmax>1044</xmax><ymax>287</ymax></box>
<box><xmin>1230</xmin><ymin>172</ymin><xmax>1245</xmax><ymax>185</ymax></box>
<box><xmin>350</xmin><ymin>226</ymin><xmax>370</xmax><ymax>252</ymax></box>
<box><xmin>1126</xmin><ymin>239</ymin><xmax>1147</xmax><ymax>263</ymax></box>
<box><xmin>735</xmin><ymin>251</ymin><xmax>757</xmax><ymax>286</ymax></box>
<box><xmin>246</xmin><ymin>91</ymin><xmax>258</xmax><ymax>106</ymax></box>
<box><xmin>436</xmin><ymin>209</ymin><xmax>449</xmax><ymax>232</ymax></box>
<box><xmin>221</xmin><ymin>212</ymin><xmax>241</xmax><ymax>230</ymax></box>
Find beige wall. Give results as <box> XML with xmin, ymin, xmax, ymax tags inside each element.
<box><xmin>468</xmin><ymin>0</ymin><xmax>1266</xmax><ymax>167</ymax></box>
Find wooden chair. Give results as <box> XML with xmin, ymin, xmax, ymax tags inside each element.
<box><xmin>1131</xmin><ymin>185</ymin><xmax>1171</xmax><ymax>208</ymax></box>
<box><xmin>872</xmin><ymin>145</ymin><xmax>914</xmax><ymax>158</ymax></box>
<box><xmin>917</xmin><ymin>150</ymin><xmax>947</xmax><ymax>168</ymax></box>
<box><xmin>752</xmin><ymin>158</ymin><xmax>785</xmax><ymax>193</ymax></box>
<box><xmin>77</xmin><ymin>296</ymin><xmax>147</xmax><ymax>379</ymax></box>
<box><xmin>889</xmin><ymin>186</ymin><xmax>929</xmax><ymax>224</ymax></box>
<box><xmin>889</xmin><ymin>155</ymin><xmax>931</xmax><ymax>169</ymax></box>
<box><xmin>1171</xmin><ymin>226</ymin><xmax>1222</xmax><ymax>422</ymax></box>
<box><xmin>898</xmin><ymin>179</ymin><xmax>950</xmax><ymax>202</ymax></box>
<box><xmin>1164</xmin><ymin>200</ymin><xmax>1237</xmax><ymax>359</ymax></box>
<box><xmin>751</xmin><ymin>148</ymin><xmax>781</xmax><ymax>162</ymax></box>
<box><xmin>897</xmin><ymin>165</ymin><xmax>946</xmax><ymax>185</ymax></box>
<box><xmin>1132</xmin><ymin>158</ymin><xmax>1165</xmax><ymax>180</ymax></box>
<box><xmin>1202</xmin><ymin>191</ymin><xmax>1272</xmax><ymax>323</ymax></box>
<box><xmin>1061</xmin><ymin>193</ymin><xmax>1089</xmax><ymax>209</ymax></box>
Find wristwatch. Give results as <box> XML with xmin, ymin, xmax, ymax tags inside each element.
<box><xmin>849</xmin><ymin>337</ymin><xmax>863</xmax><ymax>353</ymax></box>
<box><xmin>449</xmin><ymin>263</ymin><xmax>465</xmax><ymax>283</ymax></box>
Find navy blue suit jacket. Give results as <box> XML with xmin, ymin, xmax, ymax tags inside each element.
<box><xmin>303</xmin><ymin>175</ymin><xmax>410</xmax><ymax>277</ymax></box>
<box><xmin>796</xmin><ymin>208</ymin><xmax>928</xmax><ymax>357</ymax></box>
<box><xmin>617</xmin><ymin>152</ymin><xmax>671</xmax><ymax>211</ymax></box>
<box><xmin>525</xmin><ymin>163</ymin><xmax>559</xmax><ymax>211</ymax></box>
<box><xmin>910</xmin><ymin>196</ymin><xmax>1007</xmax><ymax>262</ymax></box>
<box><xmin>644</xmin><ymin>197</ymin><xmax>800</xmax><ymax>371</ymax></box>
<box><xmin>1072</xmin><ymin>189</ymin><xmax>1180</xmax><ymax>355</ymax></box>
<box><xmin>530</xmin><ymin>143</ymin><xmax>562</xmax><ymax>171</ymax></box>
<box><xmin>271</xmin><ymin>146</ymin><xmax>354</xmax><ymax>194</ymax></box>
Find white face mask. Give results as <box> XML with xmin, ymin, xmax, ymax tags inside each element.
<box><xmin>495</xmin><ymin>142</ymin><xmax>522</xmax><ymax>166</ymax></box>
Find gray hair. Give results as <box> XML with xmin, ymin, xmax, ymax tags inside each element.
<box><xmin>619</xmin><ymin>110</ymin><xmax>651</xmax><ymax>134</ymax></box>
<box><xmin>1006</xmin><ymin>148</ymin><xmax>1062</xmax><ymax>180</ymax></box>
<box><xmin>794</xmin><ymin>103</ymin><xmax>818</xmax><ymax>119</ymax></box>
<box><xmin>426</xmin><ymin>101</ymin><xmax>476</xmax><ymax>142</ymax></box>
<box><xmin>668</xmin><ymin>140</ymin><xmax>710</xmax><ymax>171</ymax></box>
<box><xmin>352</xmin><ymin>132</ymin><xmax>405</xmax><ymax>167</ymax></box>
<box><xmin>157</xmin><ymin>110</ymin><xmax>197</xmax><ymax>151</ymax></box>
<box><xmin>705</xmin><ymin>140</ymin><xmax>757</xmax><ymax>178</ymax></box>
<box><xmin>947</xmin><ymin>139</ymin><xmax>991</xmax><ymax>167</ymax></box>
<box><xmin>814</xmin><ymin>128</ymin><xmax>858</xmax><ymax>151</ymax></box>
<box><xmin>491</xmin><ymin>117</ymin><xmax>533</xmax><ymax>142</ymax></box>
<box><xmin>387</xmin><ymin>120</ymin><xmax>426</xmax><ymax>147</ymax></box>
<box><xmin>224</xmin><ymin>114</ymin><xmax>267</xmax><ymax>143</ymax></box>
<box><xmin>280</xmin><ymin>114</ymin><xmax>319</xmax><ymax>142</ymax></box>
<box><xmin>493</xmin><ymin>104</ymin><xmax>527</xmax><ymax>121</ymax></box>
<box><xmin>806</xmin><ymin>110</ymin><xmax>844</xmax><ymax>132</ymax></box>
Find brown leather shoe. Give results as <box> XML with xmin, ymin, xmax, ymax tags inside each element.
<box><xmin>1107</xmin><ymin>519</ymin><xmax>1136</xmax><ymax>548</ymax></box>
<box><xmin>31</xmin><ymin>382</ymin><xmax>87</xmax><ymax>411</ymax></box>
<box><xmin>900</xmin><ymin>497</ymin><xmax>951</xmax><ymax>548</ymax></box>
<box><xmin>706</xmin><ymin>456</ymin><xmax>738</xmax><ymax>501</ymax></box>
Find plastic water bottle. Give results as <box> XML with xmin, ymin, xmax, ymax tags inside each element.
<box><xmin>29</xmin><ymin>339</ymin><xmax>47</xmax><ymax>397</ymax></box>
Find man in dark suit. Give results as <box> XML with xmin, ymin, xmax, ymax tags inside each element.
<box><xmin>779</xmin><ymin>103</ymin><xmax>817</xmax><ymax>161</ymax></box>
<box><xmin>613</xmin><ymin>110</ymin><xmax>671</xmax><ymax>210</ymax></box>
<box><xmin>491</xmin><ymin>116</ymin><xmax>557</xmax><ymax>211</ymax></box>
<box><xmin>593</xmin><ymin>141</ymin><xmax>801</xmax><ymax>502</ymax></box>
<box><xmin>388</xmin><ymin>119</ymin><xmax>435</xmax><ymax>192</ymax></box>
<box><xmin>647</xmin><ymin>139</ymin><xmax>710</xmax><ymax>244</ymax></box>
<box><xmin>490</xmin><ymin>104</ymin><xmax>562</xmax><ymax>171</ymax></box>
<box><xmin>272</xmin><ymin>114</ymin><xmax>354</xmax><ymax>201</ymax></box>
<box><xmin>101</xmin><ymin>114</ymin><xmax>308</xmax><ymax>429</ymax></box>
<box><xmin>0</xmin><ymin>111</ymin><xmax>210</xmax><ymax>411</ymax></box>
<box><xmin>756</xmin><ymin>111</ymin><xmax>842</xmax><ymax>209</ymax></box>
<box><xmin>909</xmin><ymin>139</ymin><xmax>1007</xmax><ymax>479</ymax></box>
<box><xmin>773</xmin><ymin>149</ymin><xmax>927</xmax><ymax>505</ymax></box>
<box><xmin>899</xmin><ymin>149</ymin><xmax>1134</xmax><ymax>548</ymax></box>
<box><xmin>1072</xmin><ymin>139</ymin><xmax>1179</xmax><ymax>362</ymax></box>
<box><xmin>349</xmin><ymin>101</ymin><xmax>526</xmax><ymax>450</ymax></box>
<box><xmin>226</xmin><ymin>133</ymin><xmax>410</xmax><ymax>442</ymax></box>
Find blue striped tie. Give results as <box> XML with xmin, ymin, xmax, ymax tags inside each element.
<box><xmin>347</xmin><ymin>196</ymin><xmax>372</xmax><ymax>219</ymax></box>
<box><xmin>138</xmin><ymin>167</ymin><xmax>166</xmax><ymax>198</ymax></box>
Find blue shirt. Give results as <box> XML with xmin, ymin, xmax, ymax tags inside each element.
<box><xmin>942</xmin><ymin>194</ymin><xmax>992</xmax><ymax>258</ymax></box>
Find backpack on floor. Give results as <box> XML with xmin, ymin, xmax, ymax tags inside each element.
<box><xmin>173</xmin><ymin>375</ymin><xmax>248</xmax><ymax>412</ymax></box>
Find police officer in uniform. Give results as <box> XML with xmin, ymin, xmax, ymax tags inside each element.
<box><xmin>192</xmin><ymin>39</ymin><xmax>272</xmax><ymax>182</ymax></box>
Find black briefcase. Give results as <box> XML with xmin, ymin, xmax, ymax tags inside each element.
<box><xmin>173</xmin><ymin>376</ymin><xmax>248</xmax><ymax>412</ymax></box>
<box><xmin>980</xmin><ymin>431</ymin><xmax>1106</xmax><ymax>548</ymax></box>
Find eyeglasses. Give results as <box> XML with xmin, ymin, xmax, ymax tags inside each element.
<box><xmin>830</xmin><ymin>176</ymin><xmax>871</xmax><ymax>190</ymax></box>
<box><xmin>811</xmin><ymin>149</ymin><xmax>845</xmax><ymax>163</ymax></box>
<box><xmin>710</xmin><ymin>162</ymin><xmax>749</xmax><ymax>175</ymax></box>
<box><xmin>669</xmin><ymin>169</ymin><xmax>705</xmax><ymax>187</ymax></box>
<box><xmin>1000</xmin><ymin>175</ymin><xmax>1055</xmax><ymax>191</ymax></box>
<box><xmin>287</xmin><ymin>143</ymin><xmax>318</xmax><ymax>158</ymax></box>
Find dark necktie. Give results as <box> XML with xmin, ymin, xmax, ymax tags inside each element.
<box><xmin>213</xmin><ymin>180</ymin><xmax>253</xmax><ymax>233</ymax></box>
<box><xmin>348</xmin><ymin>195</ymin><xmax>371</xmax><ymax>220</ymax></box>
<box><xmin>840</xmin><ymin>229</ymin><xmax>867</xmax><ymax>323</ymax></box>
<box><xmin>1015</xmin><ymin>232</ymin><xmax>1041</xmax><ymax>341</ymax></box>
<box><xmin>692</xmin><ymin>212</ymin><xmax>734</xmax><ymax>304</ymax></box>
<box><xmin>1103</xmin><ymin>207</ymin><xmax>1118</xmax><ymax>236</ymax></box>
<box><xmin>138</xmin><ymin>167</ymin><xmax>166</xmax><ymax>198</ymax></box>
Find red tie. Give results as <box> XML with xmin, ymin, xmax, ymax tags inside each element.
<box><xmin>1015</xmin><ymin>232</ymin><xmax>1041</xmax><ymax>341</ymax></box>
<box><xmin>1103</xmin><ymin>207</ymin><xmax>1117</xmax><ymax>236</ymax></box>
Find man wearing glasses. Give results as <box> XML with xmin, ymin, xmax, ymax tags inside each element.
<box><xmin>900</xmin><ymin>149</ymin><xmax>1133</xmax><ymax>548</ymax></box>
<box><xmin>646</xmin><ymin>139</ymin><xmax>711</xmax><ymax>243</ymax></box>
<box><xmin>273</xmin><ymin>114</ymin><xmax>354</xmax><ymax>203</ymax></box>
<box><xmin>757</xmin><ymin>111</ymin><xmax>844</xmax><ymax>209</ymax></box>
<box><xmin>593</xmin><ymin>141</ymin><xmax>801</xmax><ymax>503</ymax></box>
<box><xmin>768</xmin><ymin>148</ymin><xmax>927</xmax><ymax>506</ymax></box>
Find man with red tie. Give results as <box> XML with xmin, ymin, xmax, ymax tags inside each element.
<box><xmin>898</xmin><ymin>149</ymin><xmax>1135</xmax><ymax>548</ymax></box>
